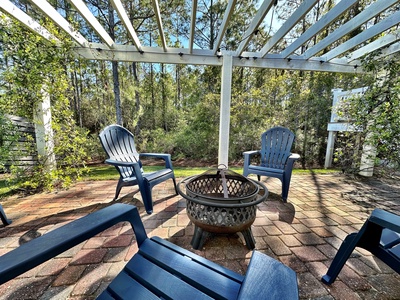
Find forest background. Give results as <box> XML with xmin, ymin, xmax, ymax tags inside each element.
<box><xmin>0</xmin><ymin>0</ymin><xmax>399</xmax><ymax>192</ymax></box>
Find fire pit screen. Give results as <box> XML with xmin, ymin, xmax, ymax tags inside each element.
<box><xmin>177</xmin><ymin>165</ymin><xmax>268</xmax><ymax>250</ymax></box>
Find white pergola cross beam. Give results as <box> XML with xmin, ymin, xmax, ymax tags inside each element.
<box><xmin>280</xmin><ymin>0</ymin><xmax>358</xmax><ymax>58</ymax></box>
<box><xmin>301</xmin><ymin>0</ymin><xmax>398</xmax><ymax>59</ymax></box>
<box><xmin>323</xmin><ymin>10</ymin><xmax>400</xmax><ymax>61</ymax></box>
<box><xmin>28</xmin><ymin>0</ymin><xmax>89</xmax><ymax>47</ymax></box>
<box><xmin>69</xmin><ymin>0</ymin><xmax>114</xmax><ymax>48</ymax></box>
<box><xmin>259</xmin><ymin>0</ymin><xmax>319</xmax><ymax>57</ymax></box>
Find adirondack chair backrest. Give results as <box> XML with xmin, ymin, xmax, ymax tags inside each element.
<box><xmin>99</xmin><ymin>124</ymin><xmax>142</xmax><ymax>179</ymax></box>
<box><xmin>260</xmin><ymin>127</ymin><xmax>295</xmax><ymax>170</ymax></box>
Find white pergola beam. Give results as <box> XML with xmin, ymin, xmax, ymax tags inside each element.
<box><xmin>152</xmin><ymin>0</ymin><xmax>167</xmax><ymax>51</ymax></box>
<box><xmin>324</xmin><ymin>10</ymin><xmax>400</xmax><ymax>61</ymax></box>
<box><xmin>281</xmin><ymin>0</ymin><xmax>358</xmax><ymax>58</ymax></box>
<box><xmin>68</xmin><ymin>0</ymin><xmax>114</xmax><ymax>48</ymax></box>
<box><xmin>347</xmin><ymin>30</ymin><xmax>400</xmax><ymax>62</ymax></box>
<box><xmin>259</xmin><ymin>0</ymin><xmax>319</xmax><ymax>57</ymax></box>
<box><xmin>378</xmin><ymin>41</ymin><xmax>400</xmax><ymax>58</ymax></box>
<box><xmin>301</xmin><ymin>0</ymin><xmax>398</xmax><ymax>59</ymax></box>
<box><xmin>73</xmin><ymin>43</ymin><xmax>360</xmax><ymax>73</ymax></box>
<box><xmin>235</xmin><ymin>0</ymin><xmax>274</xmax><ymax>56</ymax></box>
<box><xmin>234</xmin><ymin>55</ymin><xmax>360</xmax><ymax>73</ymax></box>
<box><xmin>189</xmin><ymin>0</ymin><xmax>197</xmax><ymax>54</ymax></box>
<box><xmin>0</xmin><ymin>1</ymin><xmax>59</xmax><ymax>43</ymax></box>
<box><xmin>213</xmin><ymin>0</ymin><xmax>237</xmax><ymax>55</ymax></box>
<box><xmin>110</xmin><ymin>0</ymin><xmax>143</xmax><ymax>52</ymax></box>
<box><xmin>28</xmin><ymin>0</ymin><xmax>88</xmax><ymax>47</ymax></box>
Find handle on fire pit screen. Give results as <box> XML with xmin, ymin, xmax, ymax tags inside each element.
<box><xmin>217</xmin><ymin>164</ymin><xmax>229</xmax><ymax>198</ymax></box>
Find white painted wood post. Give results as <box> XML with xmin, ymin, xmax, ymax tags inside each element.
<box><xmin>324</xmin><ymin>131</ymin><xmax>336</xmax><ymax>168</ymax></box>
<box><xmin>34</xmin><ymin>89</ymin><xmax>56</xmax><ymax>171</ymax></box>
<box><xmin>359</xmin><ymin>128</ymin><xmax>376</xmax><ymax>177</ymax></box>
<box><xmin>218</xmin><ymin>55</ymin><xmax>233</xmax><ymax>167</ymax></box>
<box><xmin>325</xmin><ymin>89</ymin><xmax>342</xmax><ymax>168</ymax></box>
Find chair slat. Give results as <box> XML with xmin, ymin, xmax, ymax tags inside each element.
<box><xmin>139</xmin><ymin>238</ymin><xmax>242</xmax><ymax>299</ymax></box>
<box><xmin>102</xmin><ymin>270</ymin><xmax>160</xmax><ymax>300</ymax></box>
<box><xmin>124</xmin><ymin>254</ymin><xmax>214</xmax><ymax>300</ymax></box>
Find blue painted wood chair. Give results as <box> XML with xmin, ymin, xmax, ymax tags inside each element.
<box><xmin>322</xmin><ymin>209</ymin><xmax>400</xmax><ymax>284</ymax></box>
<box><xmin>99</xmin><ymin>124</ymin><xmax>177</xmax><ymax>214</ymax></box>
<box><xmin>243</xmin><ymin>126</ymin><xmax>299</xmax><ymax>202</ymax></box>
<box><xmin>0</xmin><ymin>203</ymin><xmax>299</xmax><ymax>299</ymax></box>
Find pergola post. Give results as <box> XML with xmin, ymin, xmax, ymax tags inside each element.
<box><xmin>218</xmin><ymin>55</ymin><xmax>233</xmax><ymax>167</ymax></box>
<box><xmin>34</xmin><ymin>88</ymin><xmax>56</xmax><ymax>171</ymax></box>
<box><xmin>324</xmin><ymin>131</ymin><xmax>336</xmax><ymax>168</ymax></box>
<box><xmin>359</xmin><ymin>122</ymin><xmax>376</xmax><ymax>177</ymax></box>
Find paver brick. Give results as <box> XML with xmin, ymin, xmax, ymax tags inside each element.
<box><xmin>264</xmin><ymin>235</ymin><xmax>292</xmax><ymax>256</ymax></box>
<box><xmin>295</xmin><ymin>232</ymin><xmax>325</xmax><ymax>245</ymax></box>
<box><xmin>53</xmin><ymin>265</ymin><xmax>87</xmax><ymax>286</ymax></box>
<box><xmin>70</xmin><ymin>248</ymin><xmax>108</xmax><ymax>265</ymax></box>
<box><xmin>291</xmin><ymin>246</ymin><xmax>327</xmax><ymax>262</ymax></box>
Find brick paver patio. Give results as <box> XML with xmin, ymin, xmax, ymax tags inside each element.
<box><xmin>0</xmin><ymin>173</ymin><xmax>399</xmax><ymax>299</ymax></box>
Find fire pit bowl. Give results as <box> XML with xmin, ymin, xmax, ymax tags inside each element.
<box><xmin>177</xmin><ymin>166</ymin><xmax>268</xmax><ymax>249</ymax></box>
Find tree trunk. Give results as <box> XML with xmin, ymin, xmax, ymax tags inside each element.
<box><xmin>161</xmin><ymin>63</ymin><xmax>167</xmax><ymax>131</ymax></box>
<box><xmin>112</xmin><ymin>61</ymin><xmax>123</xmax><ymax>125</ymax></box>
<box><xmin>131</xmin><ymin>62</ymin><xmax>141</xmax><ymax>136</ymax></box>
<box><xmin>109</xmin><ymin>2</ymin><xmax>122</xmax><ymax>125</ymax></box>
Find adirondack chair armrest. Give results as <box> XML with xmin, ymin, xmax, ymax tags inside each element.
<box><xmin>139</xmin><ymin>153</ymin><xmax>174</xmax><ymax>169</ymax></box>
<box><xmin>238</xmin><ymin>251</ymin><xmax>298</xmax><ymax>299</ymax></box>
<box><xmin>105</xmin><ymin>158</ymin><xmax>140</xmax><ymax>168</ymax></box>
<box><xmin>370</xmin><ymin>209</ymin><xmax>400</xmax><ymax>233</ymax></box>
<box><xmin>285</xmin><ymin>153</ymin><xmax>300</xmax><ymax>169</ymax></box>
<box><xmin>0</xmin><ymin>204</ymin><xmax>147</xmax><ymax>285</ymax></box>
<box><xmin>243</xmin><ymin>150</ymin><xmax>260</xmax><ymax>166</ymax></box>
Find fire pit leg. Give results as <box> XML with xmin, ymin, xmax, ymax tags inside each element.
<box><xmin>241</xmin><ymin>228</ymin><xmax>256</xmax><ymax>250</ymax></box>
<box><xmin>191</xmin><ymin>225</ymin><xmax>209</xmax><ymax>250</ymax></box>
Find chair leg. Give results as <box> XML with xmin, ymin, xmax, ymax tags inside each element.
<box><xmin>172</xmin><ymin>177</ymin><xmax>178</xmax><ymax>195</ymax></box>
<box><xmin>322</xmin><ymin>232</ymin><xmax>359</xmax><ymax>284</ymax></box>
<box><xmin>114</xmin><ymin>179</ymin><xmax>124</xmax><ymax>200</ymax></box>
<box><xmin>0</xmin><ymin>205</ymin><xmax>11</xmax><ymax>226</ymax></box>
<box><xmin>138</xmin><ymin>183</ymin><xmax>153</xmax><ymax>215</ymax></box>
<box><xmin>241</xmin><ymin>228</ymin><xmax>255</xmax><ymax>250</ymax></box>
<box><xmin>281</xmin><ymin>179</ymin><xmax>289</xmax><ymax>202</ymax></box>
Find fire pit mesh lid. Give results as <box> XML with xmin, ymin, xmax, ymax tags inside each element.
<box><xmin>185</xmin><ymin>165</ymin><xmax>258</xmax><ymax>199</ymax></box>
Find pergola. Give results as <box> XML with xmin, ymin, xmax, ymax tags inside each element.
<box><xmin>1</xmin><ymin>0</ymin><xmax>400</xmax><ymax>166</ymax></box>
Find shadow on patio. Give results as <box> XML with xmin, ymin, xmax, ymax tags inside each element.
<box><xmin>0</xmin><ymin>174</ymin><xmax>399</xmax><ymax>299</ymax></box>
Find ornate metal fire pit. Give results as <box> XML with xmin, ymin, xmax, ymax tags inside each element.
<box><xmin>177</xmin><ymin>166</ymin><xmax>268</xmax><ymax>250</ymax></box>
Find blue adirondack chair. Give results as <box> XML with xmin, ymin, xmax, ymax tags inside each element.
<box><xmin>322</xmin><ymin>209</ymin><xmax>400</xmax><ymax>284</ymax></box>
<box><xmin>243</xmin><ymin>126</ymin><xmax>299</xmax><ymax>202</ymax></box>
<box><xmin>99</xmin><ymin>124</ymin><xmax>177</xmax><ymax>214</ymax></box>
<box><xmin>0</xmin><ymin>203</ymin><xmax>299</xmax><ymax>299</ymax></box>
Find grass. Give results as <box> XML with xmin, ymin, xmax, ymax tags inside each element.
<box><xmin>82</xmin><ymin>164</ymin><xmax>340</xmax><ymax>181</ymax></box>
<box><xmin>82</xmin><ymin>165</ymin><xmax>244</xmax><ymax>180</ymax></box>
<box><xmin>0</xmin><ymin>175</ymin><xmax>17</xmax><ymax>197</ymax></box>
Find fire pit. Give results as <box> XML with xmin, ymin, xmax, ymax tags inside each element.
<box><xmin>177</xmin><ymin>166</ymin><xmax>268</xmax><ymax>250</ymax></box>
